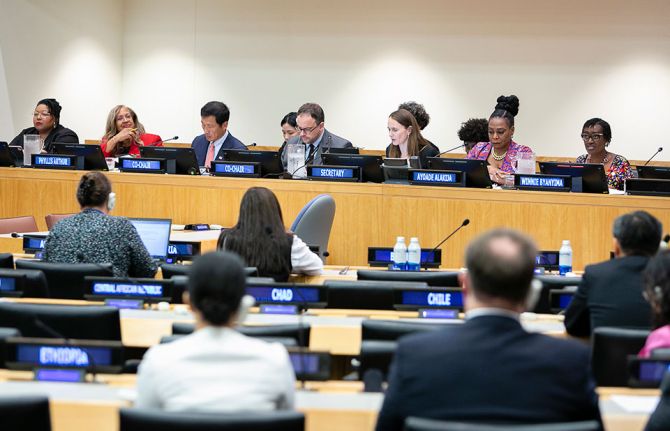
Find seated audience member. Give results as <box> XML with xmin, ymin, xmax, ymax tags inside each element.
<box><xmin>565</xmin><ymin>211</ymin><xmax>661</xmax><ymax>337</ymax></box>
<box><xmin>646</xmin><ymin>371</ymin><xmax>670</xmax><ymax>431</ymax></box>
<box><xmin>375</xmin><ymin>229</ymin><xmax>602</xmax><ymax>430</ymax></box>
<box><xmin>466</xmin><ymin>95</ymin><xmax>533</xmax><ymax>184</ymax></box>
<box><xmin>100</xmin><ymin>105</ymin><xmax>162</xmax><ymax>157</ymax></box>
<box><xmin>281</xmin><ymin>102</ymin><xmax>353</xmax><ymax>168</ymax></box>
<box><xmin>386</xmin><ymin>109</ymin><xmax>439</xmax><ymax>167</ymax></box>
<box><xmin>398</xmin><ymin>101</ymin><xmax>436</xmax><ymax>147</ymax></box>
<box><xmin>192</xmin><ymin>101</ymin><xmax>246</xmax><ymax>168</ymax></box>
<box><xmin>44</xmin><ymin>172</ymin><xmax>157</xmax><ymax>278</ymax></box>
<box><xmin>639</xmin><ymin>250</ymin><xmax>670</xmax><ymax>357</ymax></box>
<box><xmin>217</xmin><ymin>187</ymin><xmax>322</xmax><ymax>281</ymax></box>
<box><xmin>575</xmin><ymin>118</ymin><xmax>633</xmax><ymax>191</ymax></box>
<box><xmin>9</xmin><ymin>98</ymin><xmax>78</xmax><ymax>153</ymax></box>
<box><xmin>136</xmin><ymin>251</ymin><xmax>295</xmax><ymax>411</ymax></box>
<box><xmin>277</xmin><ymin>111</ymin><xmax>299</xmax><ymax>161</ymax></box>
<box><xmin>458</xmin><ymin>118</ymin><xmax>489</xmax><ymax>153</ymax></box>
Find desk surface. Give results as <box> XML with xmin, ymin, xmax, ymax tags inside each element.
<box><xmin>3</xmin><ymin>167</ymin><xmax>670</xmax><ymax>269</ymax></box>
<box><xmin>0</xmin><ymin>372</ymin><xmax>656</xmax><ymax>431</ymax></box>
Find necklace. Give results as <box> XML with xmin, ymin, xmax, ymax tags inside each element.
<box><xmin>587</xmin><ymin>152</ymin><xmax>610</xmax><ymax>165</ymax></box>
<box><xmin>491</xmin><ymin>148</ymin><xmax>507</xmax><ymax>161</ymax></box>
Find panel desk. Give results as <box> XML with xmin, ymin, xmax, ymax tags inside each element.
<box><xmin>0</xmin><ymin>371</ymin><xmax>657</xmax><ymax>431</ymax></box>
<box><xmin>4</xmin><ymin>167</ymin><xmax>670</xmax><ymax>270</ymax></box>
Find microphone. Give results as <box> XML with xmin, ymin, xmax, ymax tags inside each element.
<box><xmin>437</xmin><ymin>143</ymin><xmax>466</xmax><ymax>157</ymax></box>
<box><xmin>10</xmin><ymin>232</ymin><xmax>22</xmax><ymax>238</ymax></box>
<box><xmin>247</xmin><ymin>143</ymin><xmax>257</xmax><ymax>148</ymax></box>
<box><xmin>153</xmin><ymin>135</ymin><xmax>179</xmax><ymax>146</ymax></box>
<box><xmin>423</xmin><ymin>219</ymin><xmax>470</xmax><ymax>270</ymax></box>
<box><xmin>644</xmin><ymin>147</ymin><xmax>663</xmax><ymax>166</ymax></box>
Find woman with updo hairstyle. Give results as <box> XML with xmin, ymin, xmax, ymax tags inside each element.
<box><xmin>217</xmin><ymin>187</ymin><xmax>322</xmax><ymax>281</ymax></box>
<box><xmin>639</xmin><ymin>250</ymin><xmax>670</xmax><ymax>357</ymax></box>
<box><xmin>386</xmin><ymin>108</ymin><xmax>440</xmax><ymax>167</ymax></box>
<box><xmin>136</xmin><ymin>251</ymin><xmax>295</xmax><ymax>411</ymax></box>
<box><xmin>467</xmin><ymin>95</ymin><xmax>533</xmax><ymax>184</ymax></box>
<box><xmin>575</xmin><ymin>118</ymin><xmax>632</xmax><ymax>190</ymax></box>
<box><xmin>100</xmin><ymin>105</ymin><xmax>162</xmax><ymax>157</ymax></box>
<box><xmin>44</xmin><ymin>172</ymin><xmax>156</xmax><ymax>278</ymax></box>
<box><xmin>458</xmin><ymin>118</ymin><xmax>489</xmax><ymax>153</ymax></box>
<box><xmin>9</xmin><ymin>98</ymin><xmax>79</xmax><ymax>153</ymax></box>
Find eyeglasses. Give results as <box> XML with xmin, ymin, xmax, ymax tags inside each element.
<box><xmin>581</xmin><ymin>133</ymin><xmax>605</xmax><ymax>141</ymax></box>
<box><xmin>32</xmin><ymin>111</ymin><xmax>52</xmax><ymax>119</ymax></box>
<box><xmin>298</xmin><ymin>123</ymin><xmax>322</xmax><ymax>134</ymax></box>
<box><xmin>115</xmin><ymin>114</ymin><xmax>133</xmax><ymax>122</ymax></box>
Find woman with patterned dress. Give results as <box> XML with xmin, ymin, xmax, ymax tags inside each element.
<box><xmin>575</xmin><ymin>118</ymin><xmax>633</xmax><ymax>190</ymax></box>
<box><xmin>467</xmin><ymin>95</ymin><xmax>533</xmax><ymax>184</ymax></box>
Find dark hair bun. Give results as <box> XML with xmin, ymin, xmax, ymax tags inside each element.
<box><xmin>494</xmin><ymin>95</ymin><xmax>520</xmax><ymax>117</ymax></box>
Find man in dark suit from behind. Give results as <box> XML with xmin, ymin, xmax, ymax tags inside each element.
<box><xmin>375</xmin><ymin>229</ymin><xmax>602</xmax><ymax>431</ymax></box>
<box><xmin>191</xmin><ymin>101</ymin><xmax>246</xmax><ymax>168</ymax></box>
<box><xmin>281</xmin><ymin>102</ymin><xmax>353</xmax><ymax>169</ymax></box>
<box><xmin>564</xmin><ymin>210</ymin><xmax>662</xmax><ymax>337</ymax></box>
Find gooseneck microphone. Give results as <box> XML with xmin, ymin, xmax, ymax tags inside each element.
<box><xmin>423</xmin><ymin>219</ymin><xmax>470</xmax><ymax>270</ymax></box>
<box><xmin>153</xmin><ymin>136</ymin><xmax>179</xmax><ymax>146</ymax></box>
<box><xmin>644</xmin><ymin>147</ymin><xmax>663</xmax><ymax>166</ymax></box>
<box><xmin>437</xmin><ymin>143</ymin><xmax>466</xmax><ymax>157</ymax></box>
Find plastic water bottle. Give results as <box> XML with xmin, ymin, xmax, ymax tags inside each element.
<box><xmin>559</xmin><ymin>240</ymin><xmax>573</xmax><ymax>276</ymax></box>
<box><xmin>392</xmin><ymin>236</ymin><xmax>407</xmax><ymax>271</ymax></box>
<box><xmin>407</xmin><ymin>237</ymin><xmax>421</xmax><ymax>271</ymax></box>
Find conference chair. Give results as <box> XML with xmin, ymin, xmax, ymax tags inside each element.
<box><xmin>0</xmin><ymin>302</ymin><xmax>122</xmax><ymax>341</ymax></box>
<box><xmin>290</xmin><ymin>194</ymin><xmax>335</xmax><ymax>263</ymax></box>
<box><xmin>45</xmin><ymin>213</ymin><xmax>75</xmax><ymax>230</ymax></box>
<box><xmin>171</xmin><ymin>322</ymin><xmax>311</xmax><ymax>347</ymax></box>
<box><xmin>324</xmin><ymin>280</ymin><xmax>427</xmax><ymax>310</ymax></box>
<box><xmin>532</xmin><ymin>275</ymin><xmax>581</xmax><ymax>314</ymax></box>
<box><xmin>161</xmin><ymin>264</ymin><xmax>258</xmax><ymax>279</ymax></box>
<box><xmin>356</xmin><ymin>269</ymin><xmax>461</xmax><ymax>287</ymax></box>
<box><xmin>360</xmin><ymin>320</ymin><xmax>454</xmax><ymax>384</ymax></box>
<box><xmin>0</xmin><ymin>253</ymin><xmax>13</xmax><ymax>268</ymax></box>
<box><xmin>0</xmin><ymin>395</ymin><xmax>51</xmax><ymax>431</ymax></box>
<box><xmin>0</xmin><ymin>215</ymin><xmax>38</xmax><ymax>234</ymax></box>
<box><xmin>0</xmin><ymin>269</ymin><xmax>49</xmax><ymax>298</ymax></box>
<box><xmin>119</xmin><ymin>408</ymin><xmax>304</xmax><ymax>431</ymax></box>
<box><xmin>591</xmin><ymin>326</ymin><xmax>650</xmax><ymax>386</ymax></box>
<box><xmin>405</xmin><ymin>417</ymin><xmax>601</xmax><ymax>431</ymax></box>
<box><xmin>15</xmin><ymin>260</ymin><xmax>113</xmax><ymax>300</ymax></box>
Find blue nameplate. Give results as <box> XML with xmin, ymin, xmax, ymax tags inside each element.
<box><xmin>34</xmin><ymin>368</ymin><xmax>85</xmax><ymax>383</ymax></box>
<box><xmin>398</xmin><ymin>289</ymin><xmax>464</xmax><ymax>309</ymax></box>
<box><xmin>16</xmin><ymin>344</ymin><xmax>113</xmax><ymax>368</ymax></box>
<box><xmin>246</xmin><ymin>285</ymin><xmax>321</xmax><ymax>304</ymax></box>
<box><xmin>104</xmin><ymin>298</ymin><xmax>145</xmax><ymax>309</ymax></box>
<box><xmin>550</xmin><ymin>291</ymin><xmax>575</xmax><ymax>312</ymax></box>
<box><xmin>368</xmin><ymin>247</ymin><xmax>441</xmax><ymax>268</ymax></box>
<box><xmin>307</xmin><ymin>165</ymin><xmax>360</xmax><ymax>182</ymax></box>
<box><xmin>0</xmin><ymin>276</ymin><xmax>17</xmax><ymax>293</ymax></box>
<box><xmin>210</xmin><ymin>161</ymin><xmax>260</xmax><ymax>177</ymax></box>
<box><xmin>408</xmin><ymin>169</ymin><xmax>465</xmax><ymax>187</ymax></box>
<box><xmin>32</xmin><ymin>154</ymin><xmax>77</xmax><ymax>169</ymax></box>
<box><xmin>23</xmin><ymin>236</ymin><xmax>46</xmax><ymax>252</ymax></box>
<box><xmin>515</xmin><ymin>174</ymin><xmax>571</xmax><ymax>192</ymax></box>
<box><xmin>168</xmin><ymin>243</ymin><xmax>194</xmax><ymax>256</ymax></box>
<box><xmin>92</xmin><ymin>281</ymin><xmax>164</xmax><ymax>298</ymax></box>
<box><xmin>419</xmin><ymin>308</ymin><xmax>459</xmax><ymax>319</ymax></box>
<box><xmin>119</xmin><ymin>157</ymin><xmax>166</xmax><ymax>174</ymax></box>
<box><xmin>260</xmin><ymin>304</ymin><xmax>298</xmax><ymax>315</ymax></box>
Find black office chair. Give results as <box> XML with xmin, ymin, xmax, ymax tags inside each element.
<box><xmin>360</xmin><ymin>320</ymin><xmax>453</xmax><ymax>383</ymax></box>
<box><xmin>161</xmin><ymin>264</ymin><xmax>258</xmax><ymax>279</ymax></box>
<box><xmin>15</xmin><ymin>260</ymin><xmax>113</xmax><ymax>300</ymax></box>
<box><xmin>405</xmin><ymin>417</ymin><xmax>601</xmax><ymax>431</ymax></box>
<box><xmin>592</xmin><ymin>326</ymin><xmax>650</xmax><ymax>387</ymax></box>
<box><xmin>0</xmin><ymin>269</ymin><xmax>49</xmax><ymax>298</ymax></box>
<box><xmin>324</xmin><ymin>280</ymin><xmax>427</xmax><ymax>310</ymax></box>
<box><xmin>0</xmin><ymin>302</ymin><xmax>122</xmax><ymax>341</ymax></box>
<box><xmin>0</xmin><ymin>395</ymin><xmax>51</xmax><ymax>430</ymax></box>
<box><xmin>357</xmin><ymin>269</ymin><xmax>460</xmax><ymax>287</ymax></box>
<box><xmin>532</xmin><ymin>275</ymin><xmax>581</xmax><ymax>314</ymax></box>
<box><xmin>119</xmin><ymin>408</ymin><xmax>304</xmax><ymax>431</ymax></box>
<box><xmin>171</xmin><ymin>323</ymin><xmax>311</xmax><ymax>346</ymax></box>
<box><xmin>0</xmin><ymin>253</ymin><xmax>13</xmax><ymax>269</ymax></box>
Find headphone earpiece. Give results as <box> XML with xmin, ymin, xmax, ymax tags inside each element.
<box><xmin>654</xmin><ymin>285</ymin><xmax>663</xmax><ymax>300</ymax></box>
<box><xmin>107</xmin><ymin>192</ymin><xmax>116</xmax><ymax>211</ymax></box>
<box><xmin>235</xmin><ymin>294</ymin><xmax>255</xmax><ymax>326</ymax></box>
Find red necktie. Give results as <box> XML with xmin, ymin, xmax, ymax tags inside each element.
<box><xmin>205</xmin><ymin>142</ymin><xmax>215</xmax><ymax>168</ymax></box>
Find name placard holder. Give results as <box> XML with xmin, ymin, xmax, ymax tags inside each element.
<box><xmin>514</xmin><ymin>174</ymin><xmax>572</xmax><ymax>192</ymax></box>
<box><xmin>119</xmin><ymin>157</ymin><xmax>167</xmax><ymax>174</ymax></box>
<box><xmin>31</xmin><ymin>153</ymin><xmax>78</xmax><ymax>170</ymax></box>
<box><xmin>626</xmin><ymin>178</ymin><xmax>670</xmax><ymax>197</ymax></box>
<box><xmin>210</xmin><ymin>161</ymin><xmax>261</xmax><ymax>178</ymax></box>
<box><xmin>307</xmin><ymin>165</ymin><xmax>361</xmax><ymax>182</ymax></box>
<box><xmin>408</xmin><ymin>169</ymin><xmax>465</xmax><ymax>187</ymax></box>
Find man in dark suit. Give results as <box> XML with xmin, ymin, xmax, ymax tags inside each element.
<box><xmin>375</xmin><ymin>229</ymin><xmax>602</xmax><ymax>431</ymax></box>
<box><xmin>191</xmin><ymin>101</ymin><xmax>246</xmax><ymax>167</ymax></box>
<box><xmin>565</xmin><ymin>210</ymin><xmax>661</xmax><ymax>337</ymax></box>
<box><xmin>281</xmin><ymin>103</ymin><xmax>353</xmax><ymax>171</ymax></box>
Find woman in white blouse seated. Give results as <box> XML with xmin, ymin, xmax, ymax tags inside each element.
<box><xmin>217</xmin><ymin>186</ymin><xmax>323</xmax><ymax>281</ymax></box>
<box><xmin>136</xmin><ymin>251</ymin><xmax>295</xmax><ymax>411</ymax></box>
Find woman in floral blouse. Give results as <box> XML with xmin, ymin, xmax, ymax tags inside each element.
<box><xmin>575</xmin><ymin>118</ymin><xmax>633</xmax><ymax>190</ymax></box>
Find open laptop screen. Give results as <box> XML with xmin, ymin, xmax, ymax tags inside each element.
<box><xmin>128</xmin><ymin>218</ymin><xmax>172</xmax><ymax>260</ymax></box>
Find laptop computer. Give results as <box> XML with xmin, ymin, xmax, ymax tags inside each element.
<box><xmin>128</xmin><ymin>218</ymin><xmax>172</xmax><ymax>261</ymax></box>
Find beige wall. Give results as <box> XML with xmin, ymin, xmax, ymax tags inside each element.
<box><xmin>2</xmin><ymin>0</ymin><xmax>669</xmax><ymax>161</ymax></box>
